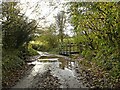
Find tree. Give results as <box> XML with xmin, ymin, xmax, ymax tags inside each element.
<box><xmin>2</xmin><ymin>2</ymin><xmax>37</xmax><ymax>49</ymax></box>
<box><xmin>56</xmin><ymin>11</ymin><xmax>66</xmax><ymax>43</ymax></box>
<box><xmin>69</xmin><ymin>2</ymin><xmax>120</xmax><ymax>65</ymax></box>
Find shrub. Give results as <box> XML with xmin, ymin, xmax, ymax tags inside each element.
<box><xmin>2</xmin><ymin>49</ymin><xmax>25</xmax><ymax>71</ymax></box>
<box><xmin>27</xmin><ymin>43</ymin><xmax>39</xmax><ymax>56</ymax></box>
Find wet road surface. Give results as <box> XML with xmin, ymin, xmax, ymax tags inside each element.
<box><xmin>11</xmin><ymin>52</ymin><xmax>88</xmax><ymax>89</ymax></box>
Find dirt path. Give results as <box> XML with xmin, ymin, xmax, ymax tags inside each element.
<box><xmin>11</xmin><ymin>52</ymin><xmax>88</xmax><ymax>89</ymax></box>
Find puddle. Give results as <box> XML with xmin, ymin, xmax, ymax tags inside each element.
<box><xmin>35</xmin><ymin>55</ymin><xmax>82</xmax><ymax>88</ymax></box>
<box><xmin>13</xmin><ymin>52</ymin><xmax>85</xmax><ymax>88</ymax></box>
<box><xmin>38</xmin><ymin>58</ymin><xmax>59</xmax><ymax>62</ymax></box>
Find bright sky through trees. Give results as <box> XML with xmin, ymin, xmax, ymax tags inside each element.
<box><xmin>19</xmin><ymin>0</ymin><xmax>74</xmax><ymax>36</ymax></box>
<box><xmin>19</xmin><ymin>0</ymin><xmax>63</xmax><ymax>26</ymax></box>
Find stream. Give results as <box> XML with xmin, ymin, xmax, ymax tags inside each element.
<box><xmin>11</xmin><ymin>51</ymin><xmax>88</xmax><ymax>89</ymax></box>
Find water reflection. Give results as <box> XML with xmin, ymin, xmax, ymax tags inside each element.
<box><xmin>27</xmin><ymin>55</ymin><xmax>81</xmax><ymax>88</ymax></box>
<box><xmin>37</xmin><ymin>56</ymin><xmax>76</xmax><ymax>70</ymax></box>
<box><xmin>12</xmin><ymin>52</ymin><xmax>85</xmax><ymax>88</ymax></box>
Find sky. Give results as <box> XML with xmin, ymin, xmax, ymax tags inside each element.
<box><xmin>19</xmin><ymin>0</ymin><xmax>64</xmax><ymax>26</ymax></box>
<box><xmin>19</xmin><ymin>0</ymin><xmax>74</xmax><ymax>36</ymax></box>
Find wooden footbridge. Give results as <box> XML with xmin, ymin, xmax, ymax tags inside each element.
<box><xmin>58</xmin><ymin>43</ymin><xmax>79</xmax><ymax>56</ymax></box>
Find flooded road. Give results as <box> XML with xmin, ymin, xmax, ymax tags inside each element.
<box><xmin>12</xmin><ymin>52</ymin><xmax>87</xmax><ymax>89</ymax></box>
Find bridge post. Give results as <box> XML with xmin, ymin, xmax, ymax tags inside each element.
<box><xmin>72</xmin><ymin>43</ymin><xmax>74</xmax><ymax>52</ymax></box>
<box><xmin>65</xmin><ymin>43</ymin><xmax>67</xmax><ymax>55</ymax></box>
<box><xmin>69</xmin><ymin>43</ymin><xmax>71</xmax><ymax>57</ymax></box>
<box><xmin>62</xmin><ymin>44</ymin><xmax>64</xmax><ymax>54</ymax></box>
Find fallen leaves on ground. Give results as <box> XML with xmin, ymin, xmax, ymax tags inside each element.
<box><xmin>2</xmin><ymin>64</ymin><xmax>34</xmax><ymax>88</ymax></box>
<box><xmin>30</xmin><ymin>70</ymin><xmax>61</xmax><ymax>88</ymax></box>
<box><xmin>75</xmin><ymin>59</ymin><xmax>120</xmax><ymax>88</ymax></box>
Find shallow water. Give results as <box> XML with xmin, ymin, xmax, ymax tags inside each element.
<box><xmin>12</xmin><ymin>52</ymin><xmax>86</xmax><ymax>88</ymax></box>
<box><xmin>31</xmin><ymin>55</ymin><xmax>82</xmax><ymax>88</ymax></box>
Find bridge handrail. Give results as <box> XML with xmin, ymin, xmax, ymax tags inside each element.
<box><xmin>58</xmin><ymin>42</ymin><xmax>79</xmax><ymax>56</ymax></box>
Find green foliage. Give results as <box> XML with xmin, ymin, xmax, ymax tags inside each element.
<box><xmin>32</xmin><ymin>42</ymin><xmax>45</xmax><ymax>52</ymax></box>
<box><xmin>69</xmin><ymin>2</ymin><xmax>120</xmax><ymax>87</ymax></box>
<box><xmin>2</xmin><ymin>2</ymin><xmax>38</xmax><ymax>72</ymax></box>
<box><xmin>33</xmin><ymin>25</ymin><xmax>59</xmax><ymax>52</ymax></box>
<box><xmin>56</xmin><ymin>11</ymin><xmax>66</xmax><ymax>43</ymax></box>
<box><xmin>2</xmin><ymin>2</ymin><xmax>38</xmax><ymax>87</ymax></box>
<box><xmin>32</xmin><ymin>44</ymin><xmax>44</xmax><ymax>51</ymax></box>
<box><xmin>27</xmin><ymin>43</ymin><xmax>39</xmax><ymax>56</ymax></box>
<box><xmin>2</xmin><ymin>2</ymin><xmax>37</xmax><ymax>49</ymax></box>
<box><xmin>2</xmin><ymin>49</ymin><xmax>24</xmax><ymax>71</ymax></box>
<box><xmin>2</xmin><ymin>54</ymin><xmax>24</xmax><ymax>71</ymax></box>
